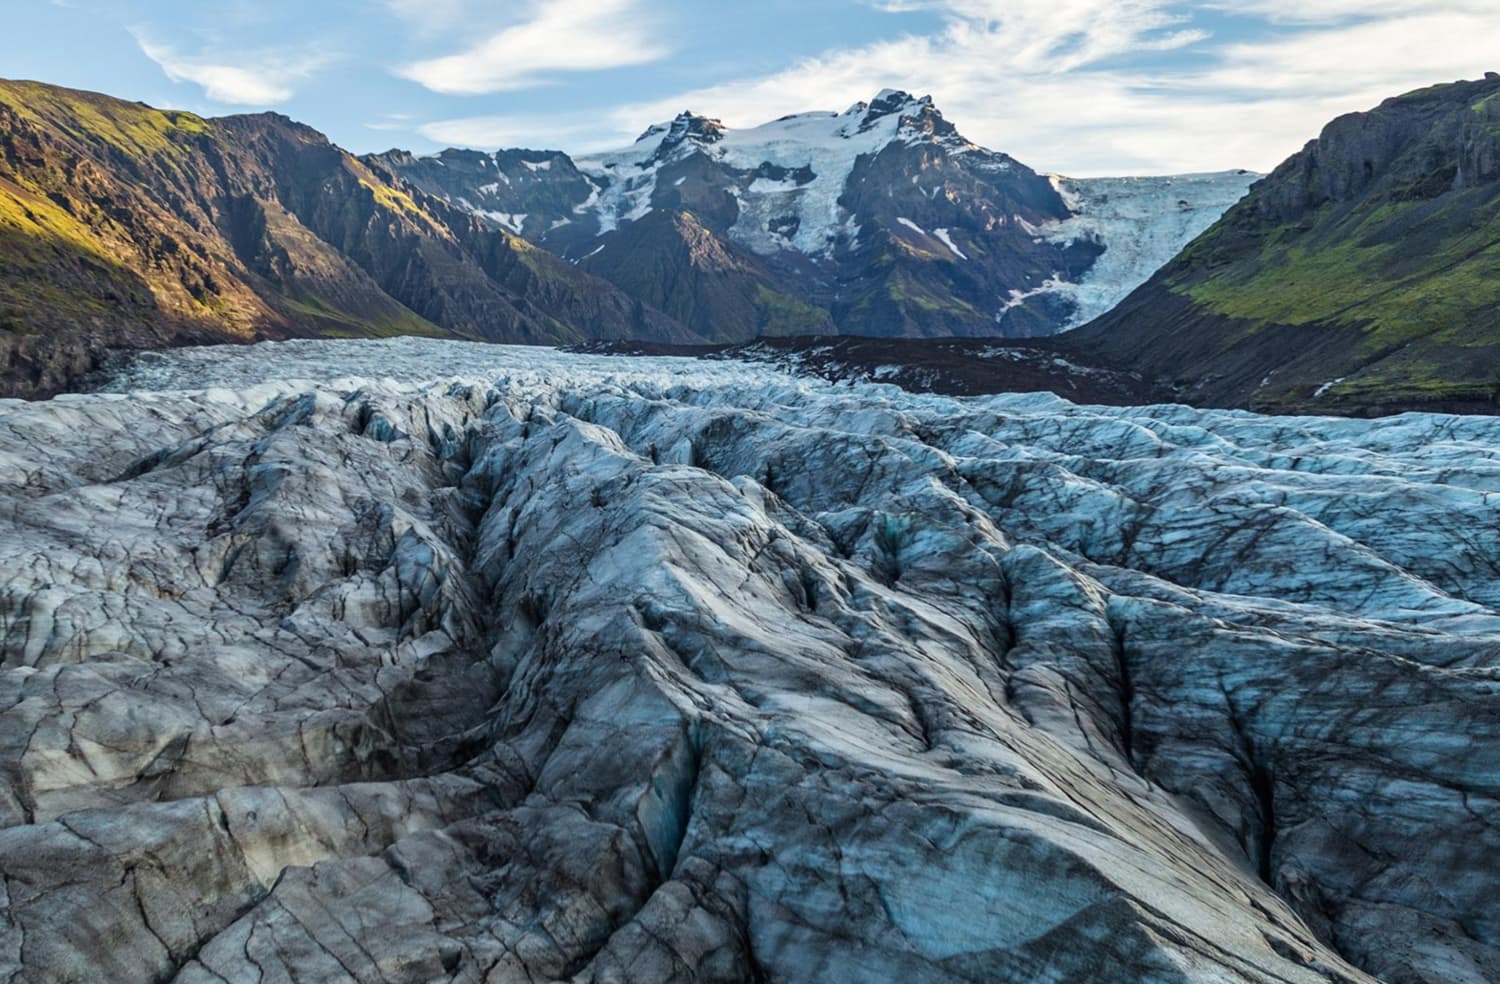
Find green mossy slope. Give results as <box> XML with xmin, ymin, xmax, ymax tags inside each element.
<box><xmin>1074</xmin><ymin>75</ymin><xmax>1500</xmax><ymax>415</ymax></box>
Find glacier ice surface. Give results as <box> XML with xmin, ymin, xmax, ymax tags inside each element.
<box><xmin>1</xmin><ymin>337</ymin><xmax>1497</xmax><ymax>983</ymax></box>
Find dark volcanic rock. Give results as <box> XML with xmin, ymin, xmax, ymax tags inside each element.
<box><xmin>828</xmin><ymin>132</ymin><xmax>1100</xmax><ymax>338</ymax></box>
<box><xmin>577</xmin><ymin>211</ymin><xmax>835</xmax><ymax>341</ymax></box>
<box><xmin>363</xmin><ymin>145</ymin><xmax>600</xmax><ymax>246</ymax></box>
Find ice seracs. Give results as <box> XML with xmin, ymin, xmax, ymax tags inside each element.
<box><xmin>1</xmin><ymin>337</ymin><xmax>1496</xmax><ymax>983</ymax></box>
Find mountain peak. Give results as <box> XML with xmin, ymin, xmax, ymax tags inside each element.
<box><xmin>666</xmin><ymin>110</ymin><xmax>726</xmax><ymax>144</ymax></box>
<box><xmin>868</xmin><ymin>88</ymin><xmax>929</xmax><ymax>116</ymax></box>
<box><xmin>842</xmin><ymin>89</ymin><xmax>929</xmax><ymax>121</ymax></box>
<box><xmin>635</xmin><ymin>110</ymin><xmax>726</xmax><ymax>149</ymax></box>
<box><xmin>835</xmin><ymin>89</ymin><xmax>968</xmax><ymax>147</ymax></box>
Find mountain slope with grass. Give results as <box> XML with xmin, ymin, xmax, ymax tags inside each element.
<box><xmin>0</xmin><ymin>80</ymin><xmax>685</xmax><ymax>398</ymax></box>
<box><xmin>1074</xmin><ymin>74</ymin><xmax>1500</xmax><ymax>415</ymax></box>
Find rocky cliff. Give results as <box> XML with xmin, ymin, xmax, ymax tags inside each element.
<box><xmin>0</xmin><ymin>80</ymin><xmax>687</xmax><ymax>399</ymax></box>
<box><xmin>1074</xmin><ymin>74</ymin><xmax>1500</xmax><ymax>415</ymax></box>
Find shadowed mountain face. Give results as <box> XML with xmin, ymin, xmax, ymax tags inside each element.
<box><xmin>0</xmin><ymin>80</ymin><xmax>687</xmax><ymax>399</ymax></box>
<box><xmin>371</xmin><ymin>92</ymin><xmax>1253</xmax><ymax>344</ymax></box>
<box><xmin>1075</xmin><ymin>75</ymin><xmax>1500</xmax><ymax>416</ymax></box>
<box><xmin>4</xmin><ymin>338</ymin><xmax>1500</xmax><ymax>983</ymax></box>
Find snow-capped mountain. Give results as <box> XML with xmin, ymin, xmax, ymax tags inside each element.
<box><xmin>369</xmin><ymin>92</ymin><xmax>1257</xmax><ymax>343</ymax></box>
<box><xmin>574</xmin><ymin>90</ymin><xmax>992</xmax><ymax>257</ymax></box>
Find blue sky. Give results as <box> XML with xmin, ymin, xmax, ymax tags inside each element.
<box><xmin>6</xmin><ymin>0</ymin><xmax>1498</xmax><ymax>174</ymax></box>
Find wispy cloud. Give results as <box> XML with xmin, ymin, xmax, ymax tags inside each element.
<box><xmin>383</xmin><ymin>0</ymin><xmax>471</xmax><ymax>37</ymax></box>
<box><xmin>416</xmin><ymin>111</ymin><xmax>621</xmax><ymax>150</ymax></box>
<box><xmin>133</xmin><ymin>31</ymin><xmax>333</xmax><ymax>106</ymax></box>
<box><xmin>365</xmin><ymin>112</ymin><xmax>418</xmax><ymax>134</ymax></box>
<box><xmin>397</xmin><ymin>0</ymin><xmax>669</xmax><ymax>95</ymax></box>
<box><xmin>578</xmin><ymin>0</ymin><xmax>1500</xmax><ymax>174</ymax></box>
<box><xmin>1204</xmin><ymin>0</ymin><xmax>1500</xmax><ymax>24</ymax></box>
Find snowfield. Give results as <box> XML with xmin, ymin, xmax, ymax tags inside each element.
<box><xmin>2</xmin><ymin>338</ymin><xmax>1498</xmax><ymax>983</ymax></box>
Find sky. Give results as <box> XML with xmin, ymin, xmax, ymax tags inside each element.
<box><xmin>5</xmin><ymin>0</ymin><xmax>1498</xmax><ymax>175</ymax></box>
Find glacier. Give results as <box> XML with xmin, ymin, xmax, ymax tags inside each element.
<box><xmin>1</xmin><ymin>338</ymin><xmax>1498</xmax><ymax>983</ymax></box>
<box><xmin>1041</xmin><ymin>171</ymin><xmax>1260</xmax><ymax>328</ymax></box>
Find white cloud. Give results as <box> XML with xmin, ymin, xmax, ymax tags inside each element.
<box><xmin>397</xmin><ymin>0</ymin><xmax>668</xmax><ymax>95</ymax></box>
<box><xmin>1205</xmin><ymin>0</ymin><xmax>1499</xmax><ymax>25</ymax></box>
<box><xmin>134</xmin><ymin>32</ymin><xmax>332</xmax><ymax>106</ymax></box>
<box><xmin>1195</xmin><ymin>12</ymin><xmax>1500</xmax><ymax>96</ymax></box>
<box><xmin>571</xmin><ymin>0</ymin><xmax>1500</xmax><ymax>175</ymax></box>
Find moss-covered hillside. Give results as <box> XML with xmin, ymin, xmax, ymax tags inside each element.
<box><xmin>1073</xmin><ymin>75</ymin><xmax>1500</xmax><ymax>416</ymax></box>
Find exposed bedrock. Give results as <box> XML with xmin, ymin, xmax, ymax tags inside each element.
<box><xmin>1</xmin><ymin>352</ymin><xmax>1498</xmax><ymax>982</ymax></box>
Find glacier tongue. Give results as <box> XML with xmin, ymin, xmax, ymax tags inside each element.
<box><xmin>3</xmin><ymin>338</ymin><xmax>1499</xmax><ymax>983</ymax></box>
<box><xmin>1042</xmin><ymin>171</ymin><xmax>1260</xmax><ymax>328</ymax></box>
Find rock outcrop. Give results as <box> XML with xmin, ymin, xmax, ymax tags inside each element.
<box><xmin>1</xmin><ymin>338</ymin><xmax>1497</xmax><ymax>982</ymax></box>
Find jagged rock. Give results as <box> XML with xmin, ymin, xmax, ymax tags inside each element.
<box><xmin>1</xmin><ymin>338</ymin><xmax>1497</xmax><ymax>982</ymax></box>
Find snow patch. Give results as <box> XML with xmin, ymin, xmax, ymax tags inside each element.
<box><xmin>997</xmin><ymin>274</ymin><xmax>1067</xmax><ymax>321</ymax></box>
<box><xmin>1314</xmin><ymin>378</ymin><xmax>1348</xmax><ymax>399</ymax></box>
<box><xmin>476</xmin><ymin>211</ymin><xmax>527</xmax><ymax>233</ymax></box>
<box><xmin>933</xmin><ymin>228</ymin><xmax>967</xmax><ymax>260</ymax></box>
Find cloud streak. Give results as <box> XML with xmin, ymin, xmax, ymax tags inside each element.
<box><xmin>565</xmin><ymin>0</ymin><xmax>1500</xmax><ymax>175</ymax></box>
<box><xmin>397</xmin><ymin>0</ymin><xmax>668</xmax><ymax>95</ymax></box>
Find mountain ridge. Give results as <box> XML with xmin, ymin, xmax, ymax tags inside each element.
<box><xmin>371</xmin><ymin>90</ymin><xmax>1255</xmax><ymax>344</ymax></box>
<box><xmin>0</xmin><ymin>79</ymin><xmax>689</xmax><ymax>398</ymax></box>
<box><xmin>0</xmin><ymin>78</ymin><xmax>1256</xmax><ymax>400</ymax></box>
